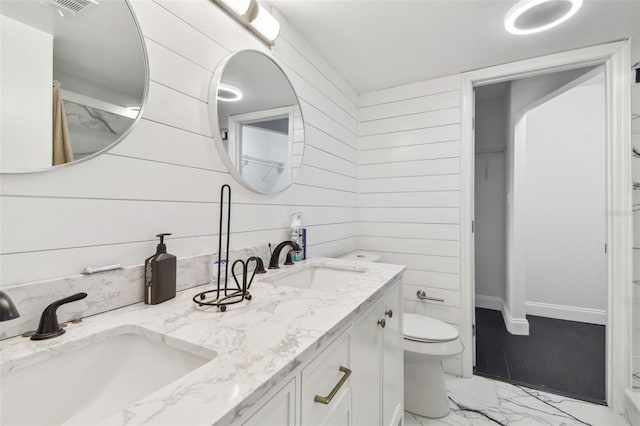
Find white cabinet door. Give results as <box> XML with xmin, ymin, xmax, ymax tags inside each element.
<box><xmin>350</xmin><ymin>302</ymin><xmax>382</xmax><ymax>426</ymax></box>
<box><xmin>301</xmin><ymin>330</ymin><xmax>351</xmax><ymax>426</ymax></box>
<box><xmin>243</xmin><ymin>378</ymin><xmax>296</xmax><ymax>426</ymax></box>
<box><xmin>382</xmin><ymin>284</ymin><xmax>403</xmax><ymax>426</ymax></box>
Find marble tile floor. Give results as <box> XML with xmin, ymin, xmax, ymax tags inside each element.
<box><xmin>405</xmin><ymin>375</ymin><xmax>627</xmax><ymax>426</ymax></box>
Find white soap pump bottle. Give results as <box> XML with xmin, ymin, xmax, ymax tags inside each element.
<box><xmin>290</xmin><ymin>212</ymin><xmax>303</xmax><ymax>261</ymax></box>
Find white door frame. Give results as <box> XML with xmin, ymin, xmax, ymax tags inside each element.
<box><xmin>459</xmin><ymin>40</ymin><xmax>633</xmax><ymax>411</ymax></box>
<box><xmin>228</xmin><ymin>106</ymin><xmax>295</xmax><ymax>169</ymax></box>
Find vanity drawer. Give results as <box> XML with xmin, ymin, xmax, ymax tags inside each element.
<box><xmin>301</xmin><ymin>328</ymin><xmax>351</xmax><ymax>426</ymax></box>
<box><xmin>403</xmin><ymin>284</ymin><xmax>460</xmax><ymax>308</ymax></box>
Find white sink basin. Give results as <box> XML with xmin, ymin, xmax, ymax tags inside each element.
<box><xmin>262</xmin><ymin>264</ymin><xmax>366</xmax><ymax>291</ymax></box>
<box><xmin>1</xmin><ymin>327</ymin><xmax>215</xmax><ymax>426</ymax></box>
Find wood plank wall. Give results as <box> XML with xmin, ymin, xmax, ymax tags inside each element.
<box><xmin>357</xmin><ymin>75</ymin><xmax>464</xmax><ymax>373</ymax></box>
<box><xmin>0</xmin><ymin>0</ymin><xmax>359</xmax><ymax>285</ymax></box>
<box><xmin>631</xmin><ymin>36</ymin><xmax>640</xmax><ymax>383</ymax></box>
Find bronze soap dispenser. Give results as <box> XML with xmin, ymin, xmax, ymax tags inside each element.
<box><xmin>144</xmin><ymin>233</ymin><xmax>177</xmax><ymax>305</ymax></box>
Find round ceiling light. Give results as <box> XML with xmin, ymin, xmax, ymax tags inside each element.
<box><xmin>504</xmin><ymin>0</ymin><xmax>583</xmax><ymax>35</ymax></box>
<box><xmin>217</xmin><ymin>83</ymin><xmax>243</xmax><ymax>102</ymax></box>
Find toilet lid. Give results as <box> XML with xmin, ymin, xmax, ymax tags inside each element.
<box><xmin>403</xmin><ymin>313</ymin><xmax>459</xmax><ymax>343</ymax></box>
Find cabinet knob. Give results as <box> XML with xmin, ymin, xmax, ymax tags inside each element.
<box><xmin>385</xmin><ymin>309</ymin><xmax>393</xmax><ymax>318</ymax></box>
<box><xmin>377</xmin><ymin>319</ymin><xmax>386</xmax><ymax>328</ymax></box>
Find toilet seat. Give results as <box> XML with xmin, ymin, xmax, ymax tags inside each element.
<box><xmin>403</xmin><ymin>313</ymin><xmax>458</xmax><ymax>343</ymax></box>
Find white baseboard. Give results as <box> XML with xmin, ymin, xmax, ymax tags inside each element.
<box><xmin>501</xmin><ymin>303</ymin><xmax>530</xmax><ymax>335</ymax></box>
<box><xmin>525</xmin><ymin>301</ymin><xmax>606</xmax><ymax>325</ymax></box>
<box><xmin>475</xmin><ymin>295</ymin><xmax>529</xmax><ymax>335</ymax></box>
<box><xmin>474</xmin><ymin>295</ymin><xmax>503</xmax><ymax>311</ymax></box>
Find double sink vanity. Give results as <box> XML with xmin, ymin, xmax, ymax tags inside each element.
<box><xmin>0</xmin><ymin>258</ymin><xmax>405</xmax><ymax>426</ymax></box>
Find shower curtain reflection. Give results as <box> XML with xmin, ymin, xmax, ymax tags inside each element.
<box><xmin>52</xmin><ymin>85</ymin><xmax>73</xmax><ymax>166</ymax></box>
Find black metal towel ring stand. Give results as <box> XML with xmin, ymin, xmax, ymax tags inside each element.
<box><xmin>193</xmin><ymin>184</ymin><xmax>254</xmax><ymax>311</ymax></box>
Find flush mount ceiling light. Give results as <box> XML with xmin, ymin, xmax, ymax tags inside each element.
<box><xmin>504</xmin><ymin>0</ymin><xmax>583</xmax><ymax>35</ymax></box>
<box><xmin>213</xmin><ymin>0</ymin><xmax>280</xmax><ymax>44</ymax></box>
<box><xmin>217</xmin><ymin>83</ymin><xmax>243</xmax><ymax>102</ymax></box>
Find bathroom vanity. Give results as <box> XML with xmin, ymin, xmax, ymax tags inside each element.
<box><xmin>0</xmin><ymin>258</ymin><xmax>405</xmax><ymax>426</ymax></box>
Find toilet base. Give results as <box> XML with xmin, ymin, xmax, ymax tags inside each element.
<box><xmin>404</xmin><ymin>350</ymin><xmax>450</xmax><ymax>418</ymax></box>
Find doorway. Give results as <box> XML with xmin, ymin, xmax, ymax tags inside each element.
<box><xmin>472</xmin><ymin>66</ymin><xmax>607</xmax><ymax>403</ymax></box>
<box><xmin>460</xmin><ymin>41</ymin><xmax>633</xmax><ymax>412</ymax></box>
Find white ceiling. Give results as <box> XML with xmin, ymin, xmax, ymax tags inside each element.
<box><xmin>270</xmin><ymin>0</ymin><xmax>640</xmax><ymax>94</ymax></box>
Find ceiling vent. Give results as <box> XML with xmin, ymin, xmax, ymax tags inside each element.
<box><xmin>46</xmin><ymin>0</ymin><xmax>98</xmax><ymax>18</ymax></box>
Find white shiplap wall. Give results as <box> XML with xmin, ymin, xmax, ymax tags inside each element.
<box><xmin>0</xmin><ymin>0</ymin><xmax>359</xmax><ymax>286</ymax></box>
<box><xmin>357</xmin><ymin>75</ymin><xmax>463</xmax><ymax>372</ymax></box>
<box><xmin>631</xmin><ymin>34</ymin><xmax>640</xmax><ymax>385</ymax></box>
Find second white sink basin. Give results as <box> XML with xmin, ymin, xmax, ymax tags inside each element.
<box><xmin>263</xmin><ymin>264</ymin><xmax>366</xmax><ymax>291</ymax></box>
<box><xmin>1</xmin><ymin>327</ymin><xmax>215</xmax><ymax>426</ymax></box>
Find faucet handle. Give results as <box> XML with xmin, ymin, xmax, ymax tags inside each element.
<box><xmin>249</xmin><ymin>256</ymin><xmax>267</xmax><ymax>274</ymax></box>
<box><xmin>31</xmin><ymin>292</ymin><xmax>87</xmax><ymax>341</ymax></box>
<box><xmin>0</xmin><ymin>291</ymin><xmax>20</xmax><ymax>321</ymax></box>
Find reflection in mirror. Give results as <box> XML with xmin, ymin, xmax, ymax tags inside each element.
<box><xmin>212</xmin><ymin>50</ymin><xmax>305</xmax><ymax>194</ymax></box>
<box><xmin>0</xmin><ymin>0</ymin><xmax>147</xmax><ymax>173</ymax></box>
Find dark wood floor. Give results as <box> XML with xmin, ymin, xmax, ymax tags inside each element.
<box><xmin>474</xmin><ymin>308</ymin><xmax>606</xmax><ymax>404</ymax></box>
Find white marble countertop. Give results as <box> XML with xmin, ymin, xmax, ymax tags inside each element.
<box><xmin>0</xmin><ymin>257</ymin><xmax>405</xmax><ymax>426</ymax></box>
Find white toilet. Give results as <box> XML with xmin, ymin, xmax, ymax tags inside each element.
<box><xmin>403</xmin><ymin>313</ymin><xmax>463</xmax><ymax>418</ymax></box>
<box><xmin>339</xmin><ymin>251</ymin><xmax>464</xmax><ymax>419</ymax></box>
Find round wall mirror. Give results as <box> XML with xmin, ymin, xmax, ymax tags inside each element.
<box><xmin>210</xmin><ymin>50</ymin><xmax>305</xmax><ymax>194</ymax></box>
<box><xmin>0</xmin><ymin>0</ymin><xmax>148</xmax><ymax>173</ymax></box>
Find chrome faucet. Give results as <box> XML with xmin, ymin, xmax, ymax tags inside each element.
<box><xmin>0</xmin><ymin>291</ymin><xmax>20</xmax><ymax>321</ymax></box>
<box><xmin>268</xmin><ymin>240</ymin><xmax>302</xmax><ymax>269</ymax></box>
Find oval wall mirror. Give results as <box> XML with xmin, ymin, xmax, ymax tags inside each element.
<box><xmin>210</xmin><ymin>50</ymin><xmax>305</xmax><ymax>194</ymax></box>
<box><xmin>0</xmin><ymin>0</ymin><xmax>148</xmax><ymax>173</ymax></box>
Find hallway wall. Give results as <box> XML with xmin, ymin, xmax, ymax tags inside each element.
<box><xmin>504</xmin><ymin>66</ymin><xmax>600</xmax><ymax>333</ymax></box>
<box><xmin>523</xmin><ymin>74</ymin><xmax>607</xmax><ymax>324</ymax></box>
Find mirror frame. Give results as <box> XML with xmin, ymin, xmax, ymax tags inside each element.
<box><xmin>1</xmin><ymin>0</ymin><xmax>150</xmax><ymax>175</ymax></box>
<box><xmin>209</xmin><ymin>49</ymin><xmax>305</xmax><ymax>195</ymax></box>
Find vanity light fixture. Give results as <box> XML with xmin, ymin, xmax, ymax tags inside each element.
<box><xmin>217</xmin><ymin>83</ymin><xmax>243</xmax><ymax>102</ymax></box>
<box><xmin>504</xmin><ymin>0</ymin><xmax>583</xmax><ymax>35</ymax></box>
<box><xmin>216</xmin><ymin>0</ymin><xmax>252</xmax><ymax>16</ymax></box>
<box><xmin>249</xmin><ymin>3</ymin><xmax>281</xmax><ymax>44</ymax></box>
<box><xmin>213</xmin><ymin>0</ymin><xmax>280</xmax><ymax>44</ymax></box>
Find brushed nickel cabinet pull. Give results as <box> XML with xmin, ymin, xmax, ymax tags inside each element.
<box><xmin>416</xmin><ymin>290</ymin><xmax>445</xmax><ymax>303</ymax></box>
<box><xmin>385</xmin><ymin>309</ymin><xmax>393</xmax><ymax>318</ymax></box>
<box><xmin>314</xmin><ymin>366</ymin><xmax>352</xmax><ymax>404</ymax></box>
<box><xmin>378</xmin><ymin>318</ymin><xmax>386</xmax><ymax>328</ymax></box>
